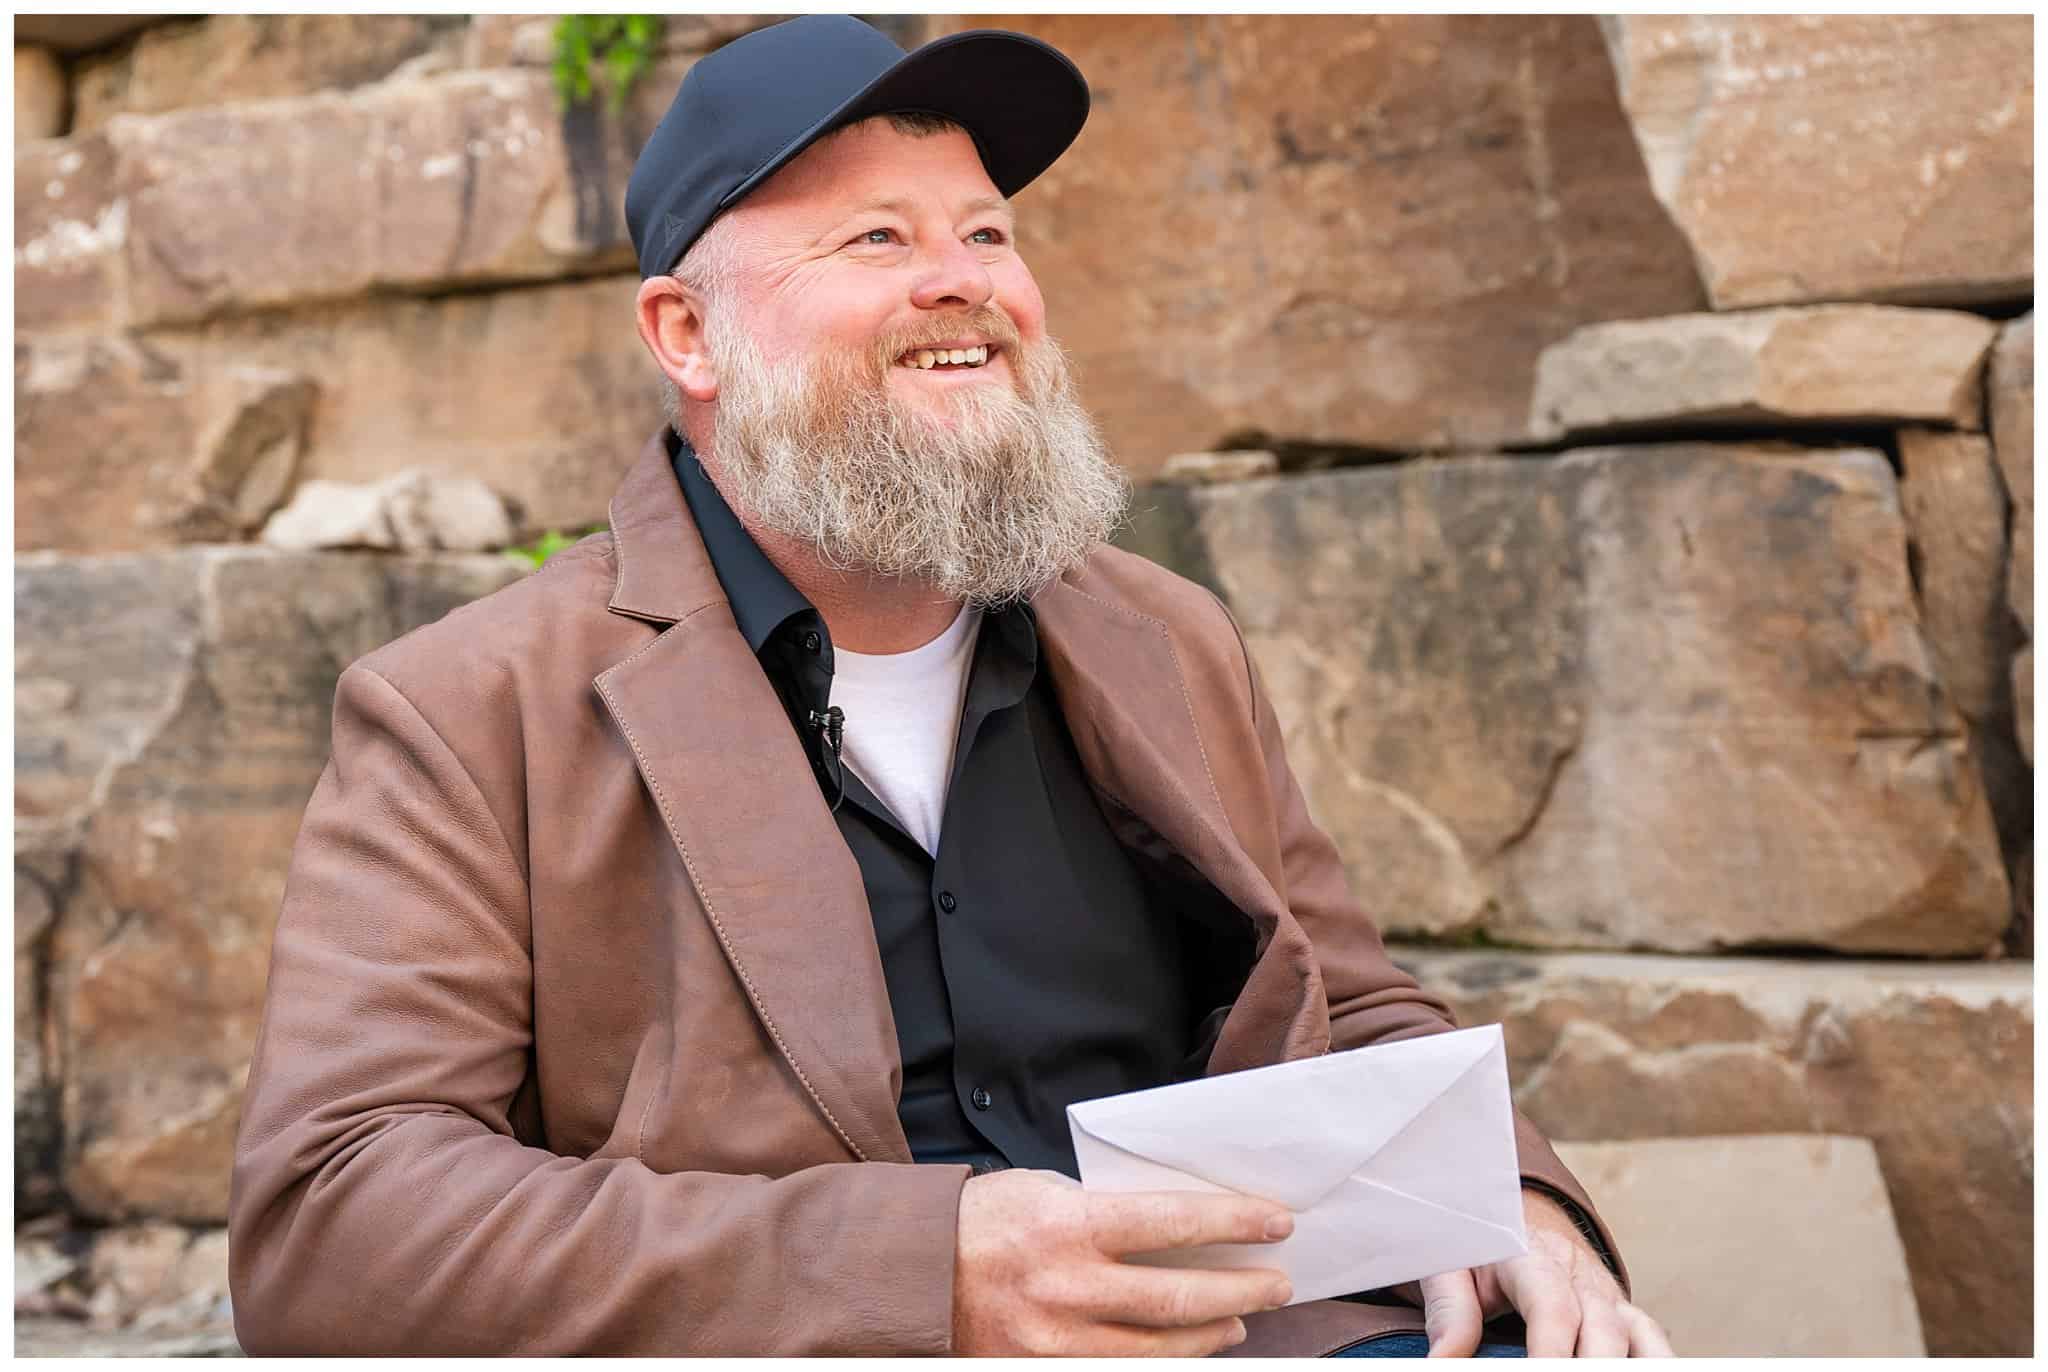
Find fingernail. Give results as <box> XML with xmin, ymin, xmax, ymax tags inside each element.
<box><xmin>1264</xmin><ymin>1212</ymin><xmax>1294</xmax><ymax>1240</ymax></box>
<box><xmin>1226</xmin><ymin>1319</ymin><xmax>1248</xmax><ymax>1347</ymax></box>
<box><xmin>1267</xmin><ymin>1281</ymin><xmax>1293</xmax><ymax>1309</ymax></box>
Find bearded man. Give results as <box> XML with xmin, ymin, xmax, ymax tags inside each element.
<box><xmin>229</xmin><ymin>16</ymin><xmax>1671</xmax><ymax>1358</ymax></box>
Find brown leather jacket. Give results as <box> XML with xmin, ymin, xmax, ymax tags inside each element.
<box><xmin>228</xmin><ymin>430</ymin><xmax>1622</xmax><ymax>1355</ymax></box>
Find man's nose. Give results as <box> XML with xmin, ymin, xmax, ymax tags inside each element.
<box><xmin>908</xmin><ymin>237</ymin><xmax>994</xmax><ymax>312</ymax></box>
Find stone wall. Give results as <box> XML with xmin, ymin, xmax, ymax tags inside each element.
<box><xmin>12</xmin><ymin>13</ymin><xmax>2033</xmax><ymax>1357</ymax></box>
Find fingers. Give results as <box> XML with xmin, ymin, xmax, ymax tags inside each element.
<box><xmin>1419</xmin><ymin>1269</ymin><xmax>1482</xmax><ymax>1358</ymax></box>
<box><xmin>1625</xmin><ymin>1304</ymin><xmax>1677</xmax><ymax>1357</ymax></box>
<box><xmin>1497</xmin><ymin>1266</ymin><xmax>1580</xmax><ymax>1359</ymax></box>
<box><xmin>1086</xmin><ymin>1190</ymin><xmax>1293</xmax><ymax>1256</ymax></box>
<box><xmin>1093</xmin><ymin>1315</ymin><xmax>1250</xmax><ymax>1357</ymax></box>
<box><xmin>1070</xmin><ymin>1262</ymin><xmax>1292</xmax><ymax>1329</ymax></box>
<box><xmin>1572</xmin><ymin>1293</ymin><xmax>1631</xmax><ymax>1358</ymax></box>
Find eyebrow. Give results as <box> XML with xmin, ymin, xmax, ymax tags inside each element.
<box><xmin>844</xmin><ymin>193</ymin><xmax>1013</xmax><ymax>221</ymax></box>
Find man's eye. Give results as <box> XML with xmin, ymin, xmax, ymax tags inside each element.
<box><xmin>968</xmin><ymin>227</ymin><xmax>1007</xmax><ymax>246</ymax></box>
<box><xmin>855</xmin><ymin>228</ymin><xmax>897</xmax><ymax>246</ymax></box>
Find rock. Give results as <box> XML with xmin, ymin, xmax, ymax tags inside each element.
<box><xmin>80</xmin><ymin>1223</ymin><xmax>231</xmax><ymax>1328</ymax></box>
<box><xmin>12</xmin><ymin>17</ymin><xmax>162</xmax><ymax>55</ymax></box>
<box><xmin>109</xmin><ymin>58</ymin><xmax>690</xmax><ymax>327</ymax></box>
<box><xmin>14</xmin><ymin>1315</ymin><xmax>242</xmax><ymax>1357</ymax></box>
<box><xmin>1898</xmin><ymin>429</ymin><xmax>2011</xmax><ymax>723</ymax></box>
<box><xmin>936</xmin><ymin>15</ymin><xmax>1705</xmax><ymax>473</ymax></box>
<box><xmin>15</xmin><ymin>1230</ymin><xmax>85</xmax><ymax>1311</ymax></box>
<box><xmin>1990</xmin><ymin>315</ymin><xmax>2032</xmax><ymax>669</ymax></box>
<box><xmin>1157</xmin><ymin>450</ymin><xmax>1280</xmax><ymax>486</ymax></box>
<box><xmin>1400</xmin><ymin>950</ymin><xmax>2032</xmax><ymax>1356</ymax></box>
<box><xmin>2015</xmin><ymin>647</ymin><xmax>2034</xmax><ymax>766</ymax></box>
<box><xmin>1182</xmin><ymin>443</ymin><xmax>2010</xmax><ymax>953</ymax></box>
<box><xmin>1530</xmin><ymin>305</ymin><xmax>1997</xmax><ymax>441</ymax></box>
<box><xmin>16</xmin><ymin>45</ymin><xmax>68</xmax><ymax>142</ymax></box>
<box><xmin>260</xmin><ymin>470</ymin><xmax>514</xmax><ymax>552</ymax></box>
<box><xmin>14</xmin><ymin>821</ymin><xmax>73</xmax><ymax>1219</ymax></box>
<box><xmin>465</xmin><ymin>13</ymin><xmax>781</xmax><ymax>68</ymax></box>
<box><xmin>16</xmin><ymin>274</ymin><xmax>654</xmax><ymax>555</ymax></box>
<box><xmin>13</xmin><ymin>343</ymin><xmax>318</xmax><ymax>553</ymax></box>
<box><xmin>69</xmin><ymin>15</ymin><xmax>461</xmax><ymax>133</ymax></box>
<box><xmin>17</xmin><ymin>549</ymin><xmax>526</xmax><ymax>1220</ymax></box>
<box><xmin>1551</xmin><ymin>1136</ymin><xmax>1925</xmax><ymax>1356</ymax></box>
<box><xmin>1602</xmin><ymin>15</ymin><xmax>2032</xmax><ymax>309</ymax></box>
<box><xmin>14</xmin><ymin>132</ymin><xmax>125</xmax><ymax>332</ymax></box>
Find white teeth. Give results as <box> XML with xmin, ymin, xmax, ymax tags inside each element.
<box><xmin>902</xmin><ymin>344</ymin><xmax>991</xmax><ymax>369</ymax></box>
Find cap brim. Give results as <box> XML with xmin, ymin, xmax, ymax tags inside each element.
<box><xmin>716</xmin><ymin>29</ymin><xmax>1089</xmax><ymax>213</ymax></box>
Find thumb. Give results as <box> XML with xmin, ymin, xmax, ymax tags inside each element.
<box><xmin>1419</xmin><ymin>1269</ymin><xmax>1483</xmax><ymax>1358</ymax></box>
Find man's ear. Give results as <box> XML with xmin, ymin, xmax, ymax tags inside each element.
<box><xmin>635</xmin><ymin>275</ymin><xmax>720</xmax><ymax>404</ymax></box>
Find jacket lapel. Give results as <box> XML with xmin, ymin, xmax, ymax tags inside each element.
<box><xmin>595</xmin><ymin>434</ymin><xmax>910</xmax><ymax>1165</ymax></box>
<box><xmin>1034</xmin><ymin>579</ymin><xmax>1330</xmax><ymax>1073</ymax></box>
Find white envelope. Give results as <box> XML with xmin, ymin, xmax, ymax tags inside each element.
<box><xmin>1067</xmin><ymin>1024</ymin><xmax>1528</xmax><ymax>1305</ymax></box>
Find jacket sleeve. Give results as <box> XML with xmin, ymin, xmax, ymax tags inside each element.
<box><xmin>1237</xmin><ymin>636</ymin><xmax>1630</xmax><ymax>1293</ymax></box>
<box><xmin>227</xmin><ymin>662</ymin><xmax>969</xmax><ymax>1355</ymax></box>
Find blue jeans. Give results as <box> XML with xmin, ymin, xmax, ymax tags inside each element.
<box><xmin>1328</xmin><ymin>1332</ymin><xmax>1526</xmax><ymax>1358</ymax></box>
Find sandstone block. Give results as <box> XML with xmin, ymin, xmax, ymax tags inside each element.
<box><xmin>936</xmin><ymin>15</ymin><xmax>1704</xmax><ymax>472</ymax></box>
<box><xmin>1990</xmin><ymin>315</ymin><xmax>2032</xmax><ymax>642</ymax></box>
<box><xmin>1400</xmin><ymin>950</ymin><xmax>2031</xmax><ymax>1356</ymax></box>
<box><xmin>1603</xmin><ymin>15</ymin><xmax>2032</xmax><ymax>308</ymax></box>
<box><xmin>2016</xmin><ymin>648</ymin><xmax>2034</xmax><ymax>767</ymax></box>
<box><xmin>1184</xmin><ymin>443</ymin><xmax>2010</xmax><ymax>952</ymax></box>
<box><xmin>14</xmin><ymin>133</ymin><xmax>125</xmax><ymax>332</ymax></box>
<box><xmin>16</xmin><ymin>45</ymin><xmax>68</xmax><ymax>142</ymax></box>
<box><xmin>111</xmin><ymin>58</ymin><xmax>689</xmax><ymax>327</ymax></box>
<box><xmin>260</xmin><ymin>469</ymin><xmax>515</xmax><ymax>553</ymax></box>
<box><xmin>17</xmin><ymin>548</ymin><xmax>526</xmax><ymax>1221</ymax></box>
<box><xmin>16</xmin><ymin>274</ymin><xmax>656</xmax><ymax>555</ymax></box>
<box><xmin>1157</xmin><ymin>450</ymin><xmax>1279</xmax><ymax>487</ymax></box>
<box><xmin>465</xmin><ymin>13</ymin><xmax>781</xmax><ymax>68</ymax></box>
<box><xmin>70</xmin><ymin>15</ymin><xmax>460</xmax><ymax>132</ymax></box>
<box><xmin>1898</xmin><ymin>428</ymin><xmax>2011</xmax><ymax>723</ymax></box>
<box><xmin>1551</xmin><ymin>1136</ymin><xmax>1924</xmax><ymax>1356</ymax></box>
<box><xmin>1530</xmin><ymin>305</ymin><xmax>1997</xmax><ymax>441</ymax></box>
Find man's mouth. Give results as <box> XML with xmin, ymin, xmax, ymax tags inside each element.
<box><xmin>896</xmin><ymin>344</ymin><xmax>993</xmax><ymax>371</ymax></box>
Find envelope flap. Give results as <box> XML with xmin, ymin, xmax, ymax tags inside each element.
<box><xmin>1067</xmin><ymin>1026</ymin><xmax>1505</xmax><ymax>1211</ymax></box>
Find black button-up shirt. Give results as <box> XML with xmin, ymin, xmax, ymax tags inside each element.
<box><xmin>670</xmin><ymin>433</ymin><xmax>1251</xmax><ymax>1176</ymax></box>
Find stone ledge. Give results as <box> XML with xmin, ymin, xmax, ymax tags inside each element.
<box><xmin>1395</xmin><ymin>947</ymin><xmax>2031</xmax><ymax>1357</ymax></box>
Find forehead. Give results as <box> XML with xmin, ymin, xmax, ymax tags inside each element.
<box><xmin>735</xmin><ymin>120</ymin><xmax>1005</xmax><ymax>225</ymax></box>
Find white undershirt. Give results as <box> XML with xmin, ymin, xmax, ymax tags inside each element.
<box><xmin>828</xmin><ymin>603</ymin><xmax>981</xmax><ymax>856</ymax></box>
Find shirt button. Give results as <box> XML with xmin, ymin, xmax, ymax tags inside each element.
<box><xmin>936</xmin><ymin>890</ymin><xmax>958</xmax><ymax>913</ymax></box>
<box><xmin>970</xmin><ymin>1086</ymin><xmax>993</xmax><ymax>1111</ymax></box>
<box><xmin>801</xmin><ymin>630</ymin><xmax>822</xmax><ymax>653</ymax></box>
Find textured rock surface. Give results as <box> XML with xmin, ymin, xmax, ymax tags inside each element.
<box><xmin>24</xmin><ymin>55</ymin><xmax>688</xmax><ymax>332</ymax></box>
<box><xmin>1530</xmin><ymin>305</ymin><xmax>1997</xmax><ymax>440</ymax></box>
<box><xmin>16</xmin><ymin>44</ymin><xmax>68</xmax><ymax>143</ymax></box>
<box><xmin>260</xmin><ymin>470</ymin><xmax>515</xmax><ymax>552</ymax></box>
<box><xmin>1603</xmin><ymin>15</ymin><xmax>2032</xmax><ymax>309</ymax></box>
<box><xmin>1991</xmin><ymin>316</ymin><xmax>2033</xmax><ymax>736</ymax></box>
<box><xmin>1551</xmin><ymin>1136</ymin><xmax>1925</xmax><ymax>1357</ymax></box>
<box><xmin>16</xmin><ymin>275</ymin><xmax>655</xmax><ymax>554</ymax></box>
<box><xmin>1157</xmin><ymin>450</ymin><xmax>1280</xmax><ymax>486</ymax></box>
<box><xmin>463</xmin><ymin>12</ymin><xmax>782</xmax><ymax>68</ymax></box>
<box><xmin>16</xmin><ymin>549</ymin><xmax>526</xmax><ymax>1220</ymax></box>
<box><xmin>69</xmin><ymin>15</ymin><xmax>462</xmax><ymax>133</ymax></box>
<box><xmin>14</xmin><ymin>133</ymin><xmax>125</xmax><ymax>332</ymax></box>
<box><xmin>1898</xmin><ymin>428</ymin><xmax>2012</xmax><ymax>723</ymax></box>
<box><xmin>1187</xmin><ymin>444</ymin><xmax>2010</xmax><ymax>952</ymax></box>
<box><xmin>1402</xmin><ymin>950</ymin><xmax>2032</xmax><ymax>1356</ymax></box>
<box><xmin>938</xmin><ymin>14</ymin><xmax>1705</xmax><ymax>472</ymax></box>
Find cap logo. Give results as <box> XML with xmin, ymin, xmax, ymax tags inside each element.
<box><xmin>661</xmin><ymin>211</ymin><xmax>688</xmax><ymax>254</ymax></box>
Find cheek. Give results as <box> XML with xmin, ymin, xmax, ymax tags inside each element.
<box><xmin>994</xmin><ymin>264</ymin><xmax>1048</xmax><ymax>338</ymax></box>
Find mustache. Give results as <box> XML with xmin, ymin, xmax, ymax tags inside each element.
<box><xmin>867</xmin><ymin>306</ymin><xmax>1024</xmax><ymax>370</ymax></box>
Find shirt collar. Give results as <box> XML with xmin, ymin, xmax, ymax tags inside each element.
<box><xmin>668</xmin><ymin>428</ymin><xmax>814</xmax><ymax>654</ymax></box>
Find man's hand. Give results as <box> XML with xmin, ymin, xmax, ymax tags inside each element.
<box><xmin>953</xmin><ymin>1169</ymin><xmax>1296</xmax><ymax>1356</ymax></box>
<box><xmin>1412</xmin><ymin>1190</ymin><xmax>1673</xmax><ymax>1357</ymax></box>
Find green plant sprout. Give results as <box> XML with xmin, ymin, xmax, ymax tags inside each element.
<box><xmin>552</xmin><ymin>15</ymin><xmax>664</xmax><ymax>114</ymax></box>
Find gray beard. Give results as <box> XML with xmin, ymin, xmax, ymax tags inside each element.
<box><xmin>702</xmin><ymin>309</ymin><xmax>1129</xmax><ymax>608</ymax></box>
